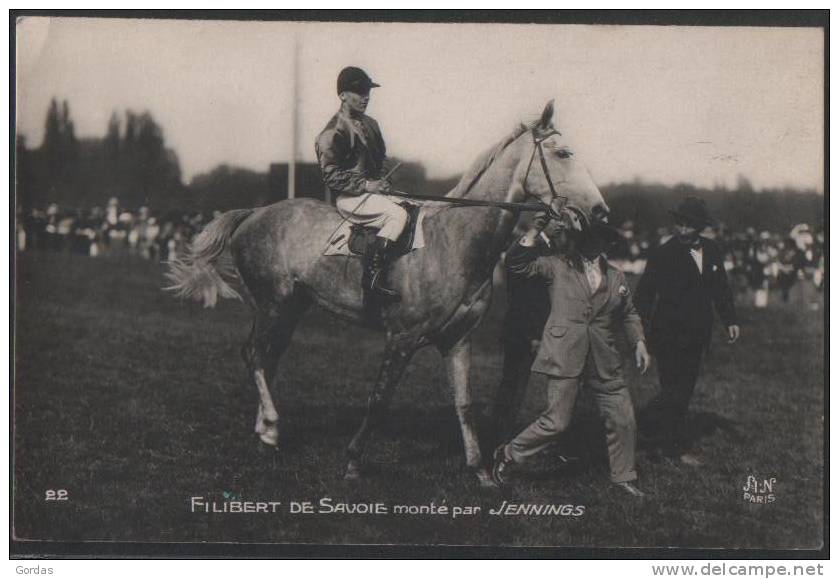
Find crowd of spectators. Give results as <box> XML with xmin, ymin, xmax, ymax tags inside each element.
<box><xmin>17</xmin><ymin>198</ymin><xmax>825</xmax><ymax>309</ymax></box>
<box><xmin>610</xmin><ymin>220</ymin><xmax>825</xmax><ymax>308</ymax></box>
<box><xmin>17</xmin><ymin>197</ymin><xmax>217</xmax><ymax>262</ymax></box>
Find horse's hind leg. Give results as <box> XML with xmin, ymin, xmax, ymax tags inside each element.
<box><xmin>345</xmin><ymin>338</ymin><xmax>418</xmax><ymax>480</ymax></box>
<box><xmin>439</xmin><ymin>337</ymin><xmax>494</xmax><ymax>488</ymax></box>
<box><xmin>243</xmin><ymin>297</ymin><xmax>310</xmax><ymax>447</ymax></box>
<box><xmin>243</xmin><ymin>315</ymin><xmax>283</xmax><ymax>446</ymax></box>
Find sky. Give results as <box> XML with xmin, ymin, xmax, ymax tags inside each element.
<box><xmin>16</xmin><ymin>17</ymin><xmax>824</xmax><ymax>191</ymax></box>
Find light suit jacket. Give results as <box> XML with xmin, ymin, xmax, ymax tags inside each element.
<box><xmin>506</xmin><ymin>243</ymin><xmax>646</xmax><ymax>385</ymax></box>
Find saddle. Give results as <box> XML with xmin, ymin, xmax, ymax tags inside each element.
<box><xmin>347</xmin><ymin>202</ymin><xmax>422</xmax><ymax>258</ymax></box>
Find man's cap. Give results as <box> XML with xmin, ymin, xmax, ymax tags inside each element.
<box><xmin>669</xmin><ymin>196</ymin><xmax>716</xmax><ymax>228</ymax></box>
<box><xmin>337</xmin><ymin>66</ymin><xmax>380</xmax><ymax>95</ymax></box>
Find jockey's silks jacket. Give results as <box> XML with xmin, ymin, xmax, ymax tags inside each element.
<box><xmin>315</xmin><ymin>110</ymin><xmax>387</xmax><ymax>197</ymax></box>
<box><xmin>506</xmin><ymin>243</ymin><xmax>646</xmax><ymax>385</ymax></box>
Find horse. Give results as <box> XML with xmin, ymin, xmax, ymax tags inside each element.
<box><xmin>165</xmin><ymin>100</ymin><xmax>609</xmax><ymax>486</ymax></box>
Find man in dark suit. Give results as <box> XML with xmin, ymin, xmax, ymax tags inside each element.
<box><xmin>636</xmin><ymin>197</ymin><xmax>740</xmax><ymax>466</ymax></box>
<box><xmin>490</xmin><ymin>218</ymin><xmax>553</xmax><ymax>445</ymax></box>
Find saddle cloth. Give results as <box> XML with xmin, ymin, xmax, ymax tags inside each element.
<box><xmin>324</xmin><ymin>202</ymin><xmax>427</xmax><ymax>257</ymax></box>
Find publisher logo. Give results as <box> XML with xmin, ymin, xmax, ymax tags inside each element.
<box><xmin>742</xmin><ymin>475</ymin><xmax>776</xmax><ymax>504</ymax></box>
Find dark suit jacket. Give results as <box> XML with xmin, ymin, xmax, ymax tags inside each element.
<box><xmin>507</xmin><ymin>244</ymin><xmax>645</xmax><ymax>386</ymax></box>
<box><xmin>503</xmin><ymin>236</ymin><xmax>551</xmax><ymax>345</ymax></box>
<box><xmin>635</xmin><ymin>236</ymin><xmax>737</xmax><ymax>352</ymax></box>
<box><xmin>315</xmin><ymin>110</ymin><xmax>387</xmax><ymax>197</ymax></box>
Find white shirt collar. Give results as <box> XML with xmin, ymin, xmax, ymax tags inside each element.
<box><xmin>689</xmin><ymin>246</ymin><xmax>703</xmax><ymax>272</ymax></box>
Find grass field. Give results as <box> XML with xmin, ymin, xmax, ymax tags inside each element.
<box><xmin>13</xmin><ymin>251</ymin><xmax>825</xmax><ymax>550</ymax></box>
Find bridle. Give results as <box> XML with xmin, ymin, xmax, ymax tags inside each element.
<box><xmin>521</xmin><ymin>129</ymin><xmax>572</xmax><ymax>222</ymax></box>
<box><xmin>349</xmin><ymin>127</ymin><xmax>589</xmax><ymax>228</ymax></box>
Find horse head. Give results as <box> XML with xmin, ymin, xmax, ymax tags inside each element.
<box><xmin>517</xmin><ymin>100</ymin><xmax>610</xmax><ymax>232</ymax></box>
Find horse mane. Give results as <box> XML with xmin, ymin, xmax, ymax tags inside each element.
<box><xmin>447</xmin><ymin>120</ymin><xmax>536</xmax><ymax>199</ymax></box>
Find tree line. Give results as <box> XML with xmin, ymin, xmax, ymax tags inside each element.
<box><xmin>15</xmin><ymin>98</ymin><xmax>824</xmax><ymax>234</ymax></box>
<box><xmin>602</xmin><ymin>180</ymin><xmax>823</xmax><ymax>234</ymax></box>
<box><xmin>17</xmin><ymin>98</ymin><xmax>184</xmax><ymax>211</ymax></box>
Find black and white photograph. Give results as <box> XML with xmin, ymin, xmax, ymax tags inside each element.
<box><xmin>11</xmin><ymin>12</ymin><xmax>827</xmax><ymax>557</ymax></box>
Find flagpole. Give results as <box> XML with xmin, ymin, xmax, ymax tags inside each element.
<box><xmin>288</xmin><ymin>36</ymin><xmax>299</xmax><ymax>200</ymax></box>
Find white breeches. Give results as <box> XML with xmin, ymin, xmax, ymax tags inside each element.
<box><xmin>336</xmin><ymin>193</ymin><xmax>408</xmax><ymax>241</ymax></box>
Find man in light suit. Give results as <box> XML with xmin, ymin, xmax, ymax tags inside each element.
<box><xmin>491</xmin><ymin>219</ymin><xmax>651</xmax><ymax>497</ymax></box>
<box><xmin>636</xmin><ymin>197</ymin><xmax>739</xmax><ymax>466</ymax></box>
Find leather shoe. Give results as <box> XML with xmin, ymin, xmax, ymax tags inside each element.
<box><xmin>614</xmin><ymin>481</ymin><xmax>646</xmax><ymax>498</ymax></box>
<box><xmin>491</xmin><ymin>444</ymin><xmax>514</xmax><ymax>488</ymax></box>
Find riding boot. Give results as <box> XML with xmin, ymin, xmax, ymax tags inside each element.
<box><xmin>365</xmin><ymin>237</ymin><xmax>400</xmax><ymax>300</ymax></box>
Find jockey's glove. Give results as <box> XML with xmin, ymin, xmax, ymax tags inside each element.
<box><xmin>364</xmin><ymin>179</ymin><xmax>393</xmax><ymax>195</ymax></box>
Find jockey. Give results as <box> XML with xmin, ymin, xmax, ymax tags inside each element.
<box><xmin>315</xmin><ymin>66</ymin><xmax>406</xmax><ymax>300</ymax></box>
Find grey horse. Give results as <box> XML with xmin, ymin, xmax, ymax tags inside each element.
<box><xmin>166</xmin><ymin>101</ymin><xmax>609</xmax><ymax>486</ymax></box>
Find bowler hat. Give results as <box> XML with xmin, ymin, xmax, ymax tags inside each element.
<box><xmin>337</xmin><ymin>66</ymin><xmax>380</xmax><ymax>95</ymax></box>
<box><xmin>669</xmin><ymin>196</ymin><xmax>715</xmax><ymax>227</ymax></box>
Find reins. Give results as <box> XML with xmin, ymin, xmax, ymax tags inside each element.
<box><xmin>321</xmin><ymin>129</ymin><xmax>574</xmax><ymax>255</ymax></box>
<box><xmin>387</xmin><ymin>130</ymin><xmax>569</xmax><ymax>218</ymax></box>
<box><xmin>385</xmin><ymin>190</ymin><xmax>547</xmax><ymax>213</ymax></box>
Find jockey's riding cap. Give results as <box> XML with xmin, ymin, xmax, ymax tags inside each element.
<box><xmin>337</xmin><ymin>66</ymin><xmax>381</xmax><ymax>95</ymax></box>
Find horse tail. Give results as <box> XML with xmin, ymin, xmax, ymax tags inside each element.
<box><xmin>164</xmin><ymin>208</ymin><xmax>255</xmax><ymax>308</ymax></box>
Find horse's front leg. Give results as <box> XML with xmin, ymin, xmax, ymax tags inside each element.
<box><xmin>439</xmin><ymin>337</ymin><xmax>494</xmax><ymax>488</ymax></box>
<box><xmin>345</xmin><ymin>339</ymin><xmax>417</xmax><ymax>480</ymax></box>
<box><xmin>490</xmin><ymin>337</ymin><xmax>537</xmax><ymax>447</ymax></box>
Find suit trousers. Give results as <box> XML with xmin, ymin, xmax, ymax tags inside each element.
<box><xmin>507</xmin><ymin>361</ymin><xmax>638</xmax><ymax>483</ymax></box>
<box><xmin>650</xmin><ymin>342</ymin><xmax>704</xmax><ymax>455</ymax></box>
<box><xmin>336</xmin><ymin>193</ymin><xmax>408</xmax><ymax>241</ymax></box>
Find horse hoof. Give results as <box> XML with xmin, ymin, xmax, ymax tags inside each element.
<box><xmin>475</xmin><ymin>468</ymin><xmax>498</xmax><ymax>489</ymax></box>
<box><xmin>344</xmin><ymin>462</ymin><xmax>362</xmax><ymax>481</ymax></box>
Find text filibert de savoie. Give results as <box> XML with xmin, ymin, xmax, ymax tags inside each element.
<box><xmin>189</xmin><ymin>496</ymin><xmax>585</xmax><ymax>518</ymax></box>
